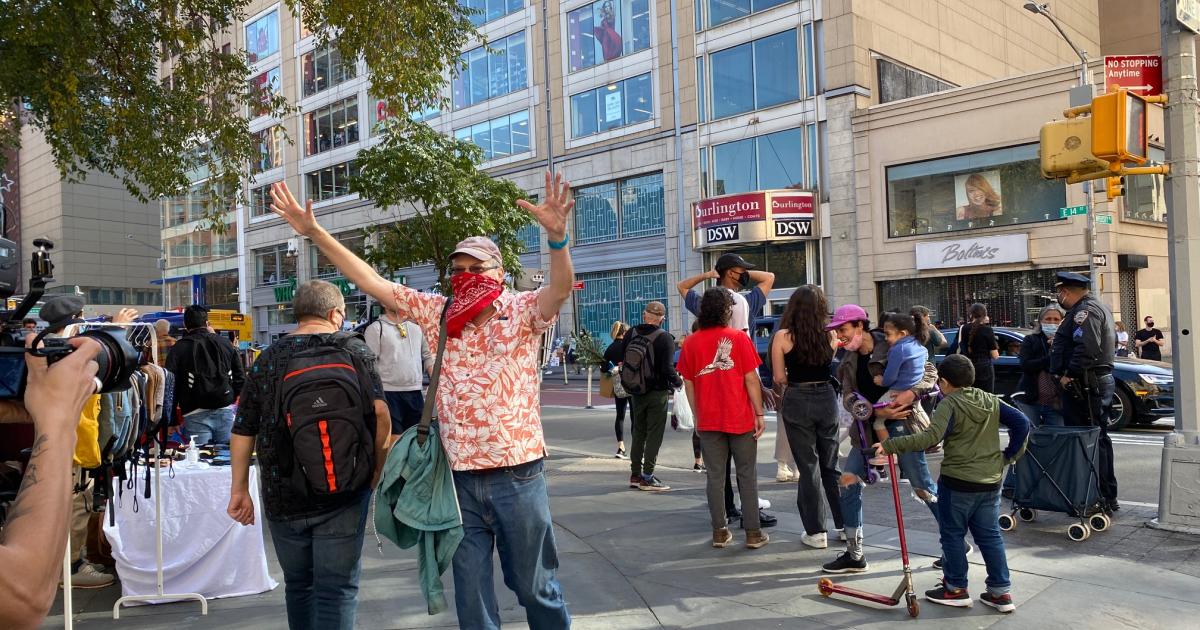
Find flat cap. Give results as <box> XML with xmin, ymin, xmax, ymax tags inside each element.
<box><xmin>40</xmin><ymin>295</ymin><xmax>85</xmax><ymax>325</ymax></box>
<box><xmin>1055</xmin><ymin>271</ymin><xmax>1090</xmax><ymax>288</ymax></box>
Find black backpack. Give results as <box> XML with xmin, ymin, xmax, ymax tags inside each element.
<box><xmin>275</xmin><ymin>332</ymin><xmax>377</xmax><ymax>497</ymax></box>
<box><xmin>621</xmin><ymin>329</ymin><xmax>665</xmax><ymax>396</ymax></box>
<box><xmin>178</xmin><ymin>333</ymin><xmax>235</xmax><ymax>410</ymax></box>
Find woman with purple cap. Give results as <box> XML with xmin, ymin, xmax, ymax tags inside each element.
<box><xmin>820</xmin><ymin>304</ymin><xmax>946</xmax><ymax>575</ymax></box>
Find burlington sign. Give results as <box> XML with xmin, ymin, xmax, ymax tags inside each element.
<box><xmin>693</xmin><ymin>189</ymin><xmax>817</xmax><ymax>249</ymax></box>
<box><xmin>915</xmin><ymin>233</ymin><xmax>1030</xmax><ymax>270</ymax></box>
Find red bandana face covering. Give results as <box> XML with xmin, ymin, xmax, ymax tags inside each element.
<box><xmin>446</xmin><ymin>273</ymin><xmax>504</xmax><ymax>338</ymax></box>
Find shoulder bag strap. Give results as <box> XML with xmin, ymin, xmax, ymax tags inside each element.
<box><xmin>416</xmin><ymin>299</ymin><xmax>453</xmax><ymax>447</ymax></box>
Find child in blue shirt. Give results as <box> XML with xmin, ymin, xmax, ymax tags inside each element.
<box><xmin>871</xmin><ymin>313</ymin><xmax>929</xmax><ymax>460</ymax></box>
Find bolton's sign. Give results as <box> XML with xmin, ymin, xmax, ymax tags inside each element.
<box><xmin>692</xmin><ymin>190</ymin><xmax>817</xmax><ymax>250</ymax></box>
<box><xmin>914</xmin><ymin>233</ymin><xmax>1030</xmax><ymax>270</ymax></box>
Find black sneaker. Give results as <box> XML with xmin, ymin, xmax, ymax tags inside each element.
<box><xmin>822</xmin><ymin>552</ymin><xmax>869</xmax><ymax>574</ymax></box>
<box><xmin>629</xmin><ymin>474</ymin><xmax>640</xmax><ymax>489</ymax></box>
<box><xmin>1105</xmin><ymin>499</ymin><xmax>1121</xmax><ymax>512</ymax></box>
<box><xmin>693</xmin><ymin>463</ymin><xmax>706</xmax><ymax>473</ymax></box>
<box><xmin>638</xmin><ymin>475</ymin><xmax>670</xmax><ymax>492</ymax></box>
<box><xmin>740</xmin><ymin>509</ymin><xmax>778</xmax><ymax>529</ymax></box>
<box><xmin>932</xmin><ymin>543</ymin><xmax>974</xmax><ymax>570</ymax></box>
<box><xmin>980</xmin><ymin>592</ymin><xmax>1016</xmax><ymax>613</ymax></box>
<box><xmin>925</xmin><ymin>581</ymin><xmax>972</xmax><ymax>607</ymax></box>
<box><xmin>727</xmin><ymin>507</ymin><xmax>742</xmax><ymax>523</ymax></box>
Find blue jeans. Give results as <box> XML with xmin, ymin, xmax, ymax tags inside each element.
<box><xmin>937</xmin><ymin>484</ymin><xmax>1011</xmax><ymax>596</ymax></box>
<box><xmin>267</xmin><ymin>493</ymin><xmax>372</xmax><ymax>630</ymax></box>
<box><xmin>384</xmin><ymin>390</ymin><xmax>424</xmax><ymax>435</ymax></box>
<box><xmin>1016</xmin><ymin>400</ymin><xmax>1064</xmax><ymax>427</ymax></box>
<box><xmin>184</xmin><ymin>407</ymin><xmax>234</xmax><ymax>445</ymax></box>
<box><xmin>840</xmin><ymin>421</ymin><xmax>939</xmax><ymax>529</ymax></box>
<box><xmin>452</xmin><ymin>459</ymin><xmax>570</xmax><ymax>629</ymax></box>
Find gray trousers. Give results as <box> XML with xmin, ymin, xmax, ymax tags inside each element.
<box><xmin>780</xmin><ymin>382</ymin><xmax>844</xmax><ymax>535</ymax></box>
<box><xmin>698</xmin><ymin>430</ymin><xmax>760</xmax><ymax>530</ymax></box>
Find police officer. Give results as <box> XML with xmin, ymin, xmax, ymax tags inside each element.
<box><xmin>1048</xmin><ymin>271</ymin><xmax>1119</xmax><ymax>512</ymax></box>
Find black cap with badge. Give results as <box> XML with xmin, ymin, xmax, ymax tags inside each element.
<box><xmin>714</xmin><ymin>253</ymin><xmax>756</xmax><ymax>274</ymax></box>
<box><xmin>1054</xmin><ymin>271</ymin><xmax>1091</xmax><ymax>289</ymax></box>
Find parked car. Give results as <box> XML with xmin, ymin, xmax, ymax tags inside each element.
<box><xmin>938</xmin><ymin>327</ymin><xmax>1174</xmax><ymax>431</ymax></box>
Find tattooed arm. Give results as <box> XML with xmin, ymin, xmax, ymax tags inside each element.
<box><xmin>0</xmin><ymin>338</ymin><xmax>101</xmax><ymax>630</ymax></box>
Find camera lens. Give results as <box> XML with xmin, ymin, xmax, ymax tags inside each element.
<box><xmin>76</xmin><ymin>329</ymin><xmax>141</xmax><ymax>393</ymax></box>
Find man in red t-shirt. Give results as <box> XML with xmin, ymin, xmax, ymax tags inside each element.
<box><xmin>677</xmin><ymin>288</ymin><xmax>768</xmax><ymax>550</ymax></box>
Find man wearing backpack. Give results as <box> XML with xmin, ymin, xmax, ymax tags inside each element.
<box><xmin>620</xmin><ymin>300</ymin><xmax>682</xmax><ymax>492</ymax></box>
<box><xmin>227</xmin><ymin>280</ymin><xmax>390</xmax><ymax>630</ymax></box>
<box><xmin>166</xmin><ymin>305</ymin><xmax>245</xmax><ymax>445</ymax></box>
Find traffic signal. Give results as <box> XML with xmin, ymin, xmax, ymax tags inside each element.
<box><xmin>1040</xmin><ymin>117</ymin><xmax>1108</xmax><ymax>178</ymax></box>
<box><xmin>1106</xmin><ymin>175</ymin><xmax>1126</xmax><ymax>198</ymax></box>
<box><xmin>1091</xmin><ymin>88</ymin><xmax>1149</xmax><ymax>165</ymax></box>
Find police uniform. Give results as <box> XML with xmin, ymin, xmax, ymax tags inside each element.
<box><xmin>1048</xmin><ymin>271</ymin><xmax>1119</xmax><ymax>509</ymax></box>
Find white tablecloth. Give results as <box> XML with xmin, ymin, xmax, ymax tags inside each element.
<box><xmin>103</xmin><ymin>463</ymin><xmax>278</xmax><ymax>603</ymax></box>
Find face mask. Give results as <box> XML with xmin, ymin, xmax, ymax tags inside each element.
<box><xmin>446</xmin><ymin>272</ymin><xmax>504</xmax><ymax>338</ymax></box>
<box><xmin>1041</xmin><ymin>323</ymin><xmax>1059</xmax><ymax>336</ymax></box>
<box><xmin>843</xmin><ymin>329</ymin><xmax>865</xmax><ymax>352</ymax></box>
<box><xmin>738</xmin><ymin>271</ymin><xmax>751</xmax><ymax>288</ymax></box>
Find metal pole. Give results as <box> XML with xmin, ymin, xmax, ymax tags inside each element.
<box><xmin>1085</xmin><ymin>181</ymin><xmax>1096</xmax><ymax>292</ymax></box>
<box><xmin>1154</xmin><ymin>0</ymin><xmax>1200</xmax><ymax>533</ymax></box>
<box><xmin>586</xmin><ymin>366</ymin><xmax>594</xmax><ymax>409</ymax></box>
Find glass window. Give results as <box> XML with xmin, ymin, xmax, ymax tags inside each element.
<box><xmin>248</xmin><ymin>67</ymin><xmax>281</xmax><ymax>117</ymax></box>
<box><xmin>566</xmin><ymin>0</ymin><xmax>652</xmax><ymax>73</ymax></box>
<box><xmin>807</xmin><ymin>123</ymin><xmax>819</xmax><ymax>192</ymax></box>
<box><xmin>252</xmin><ymin>126</ymin><xmax>283</xmax><ymax>174</ymax></box>
<box><xmin>710</xmin><ymin>127</ymin><xmax>808</xmax><ymax>195</ymax></box>
<box><xmin>1125</xmin><ymin>146</ymin><xmax>1166</xmax><ymax>223</ymax></box>
<box><xmin>573</xmin><ymin>172</ymin><xmax>665</xmax><ymax>245</ymax></box>
<box><xmin>803</xmin><ymin>22</ymin><xmax>816</xmax><ymax>96</ymax></box>
<box><xmin>245</xmin><ymin>10</ymin><xmax>280</xmax><ymax>63</ymax></box>
<box><xmin>254</xmin><ymin>244</ymin><xmax>298</xmax><ymax>286</ymax></box>
<box><xmin>577</xmin><ymin>266</ymin><xmax>667</xmax><ymax>346</ymax></box>
<box><xmin>304</xmin><ymin>96</ymin><xmax>359</xmax><ymax>156</ymax></box>
<box><xmin>705</xmin><ymin>0</ymin><xmax>790</xmax><ymax>29</ymax></box>
<box><xmin>250</xmin><ymin>184</ymin><xmax>274</xmax><ymax>217</ymax></box>
<box><xmin>304</xmin><ymin>160</ymin><xmax>359</xmax><ymax>202</ymax></box>
<box><xmin>885</xmin><ymin>144</ymin><xmax>1066</xmax><ymax>237</ymax></box>
<box><xmin>510</xmin><ymin>110</ymin><xmax>530</xmax><ymax>154</ymax></box>
<box><xmin>570</xmin><ymin>73</ymin><xmax>653</xmax><ymax>138</ymax></box>
<box><xmin>710</xmin><ymin>30</ymin><xmax>798</xmax><ymax>120</ymax></box>
<box><xmin>716</xmin><ymin>242</ymin><xmax>808</xmax><ymax>290</ymax></box>
<box><xmin>267</xmin><ymin>306</ymin><xmax>296</xmax><ymax>326</ymax></box>
<box><xmin>453</xmin><ymin>32</ymin><xmax>527</xmax><ymax>110</ymax></box>
<box><xmin>312</xmin><ymin>231</ymin><xmax>365</xmax><ymax>277</ymax></box>
<box><xmin>302</xmin><ymin>45</ymin><xmax>357</xmax><ymax>98</ymax></box>
<box><xmin>517</xmin><ymin>223</ymin><xmax>540</xmax><ymax>253</ymax></box>
<box><xmin>462</xmin><ymin>0</ymin><xmax>524</xmax><ymax>27</ymax></box>
<box><xmin>696</xmin><ymin>56</ymin><xmax>706</xmax><ymax>123</ymax></box>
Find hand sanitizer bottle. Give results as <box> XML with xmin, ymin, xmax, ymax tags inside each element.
<box><xmin>186</xmin><ymin>436</ymin><xmax>200</xmax><ymax>467</ymax></box>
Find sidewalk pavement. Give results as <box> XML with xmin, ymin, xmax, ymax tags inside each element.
<box><xmin>44</xmin><ymin>438</ymin><xmax>1200</xmax><ymax>629</ymax></box>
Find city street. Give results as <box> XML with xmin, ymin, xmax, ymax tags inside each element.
<box><xmin>43</xmin><ymin>389</ymin><xmax>1200</xmax><ymax>629</ymax></box>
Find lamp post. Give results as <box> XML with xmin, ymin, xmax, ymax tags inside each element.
<box><xmin>1024</xmin><ymin>2</ymin><xmax>1098</xmax><ymax>293</ymax></box>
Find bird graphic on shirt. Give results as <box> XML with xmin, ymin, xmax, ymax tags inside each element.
<box><xmin>697</xmin><ymin>337</ymin><xmax>735</xmax><ymax>376</ymax></box>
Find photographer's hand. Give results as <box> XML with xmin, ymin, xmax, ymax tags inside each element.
<box><xmin>0</xmin><ymin>336</ymin><xmax>100</xmax><ymax>629</ymax></box>
<box><xmin>113</xmin><ymin>308</ymin><xmax>139</xmax><ymax>324</ymax></box>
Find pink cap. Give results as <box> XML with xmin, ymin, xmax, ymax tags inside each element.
<box><xmin>826</xmin><ymin>304</ymin><xmax>870</xmax><ymax>330</ymax></box>
<box><xmin>450</xmin><ymin>236</ymin><xmax>502</xmax><ymax>262</ymax></box>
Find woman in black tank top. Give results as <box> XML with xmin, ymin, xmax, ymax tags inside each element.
<box><xmin>770</xmin><ymin>285</ymin><xmax>844</xmax><ymax>547</ymax></box>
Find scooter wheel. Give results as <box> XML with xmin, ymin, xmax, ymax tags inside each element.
<box><xmin>867</xmin><ymin>469</ymin><xmax>880</xmax><ymax>484</ymax></box>
<box><xmin>1067</xmin><ymin>522</ymin><xmax>1090</xmax><ymax>542</ymax></box>
<box><xmin>1089</xmin><ymin>513</ymin><xmax>1111</xmax><ymax>532</ymax></box>
<box><xmin>998</xmin><ymin>513</ymin><xmax>1016</xmax><ymax>532</ymax></box>
<box><xmin>818</xmin><ymin>578</ymin><xmax>834</xmax><ymax>597</ymax></box>
<box><xmin>906</xmin><ymin>594</ymin><xmax>920</xmax><ymax>618</ymax></box>
<box><xmin>1018</xmin><ymin>508</ymin><xmax>1037</xmax><ymax>522</ymax></box>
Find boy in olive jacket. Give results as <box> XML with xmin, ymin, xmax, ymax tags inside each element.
<box><xmin>876</xmin><ymin>355</ymin><xmax>1030</xmax><ymax>614</ymax></box>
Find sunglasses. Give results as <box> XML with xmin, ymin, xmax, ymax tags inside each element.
<box><xmin>449</xmin><ymin>263</ymin><xmax>500</xmax><ymax>276</ymax></box>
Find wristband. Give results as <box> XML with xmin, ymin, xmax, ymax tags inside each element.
<box><xmin>548</xmin><ymin>234</ymin><xmax>570</xmax><ymax>250</ymax></box>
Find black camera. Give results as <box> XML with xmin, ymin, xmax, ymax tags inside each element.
<box><xmin>0</xmin><ymin>237</ymin><xmax>142</xmax><ymax>397</ymax></box>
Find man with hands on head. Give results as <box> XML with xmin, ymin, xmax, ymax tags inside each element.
<box><xmin>262</xmin><ymin>171</ymin><xmax>576</xmax><ymax>630</ymax></box>
<box><xmin>0</xmin><ymin>335</ymin><xmax>104</xmax><ymax>630</ymax></box>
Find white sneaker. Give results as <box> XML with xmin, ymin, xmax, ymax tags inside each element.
<box><xmin>801</xmin><ymin>532</ymin><xmax>828</xmax><ymax>549</ymax></box>
<box><xmin>776</xmin><ymin>463</ymin><xmax>794</xmax><ymax>482</ymax></box>
<box><xmin>65</xmin><ymin>563</ymin><xmax>115</xmax><ymax>589</ymax></box>
<box><xmin>758</xmin><ymin>498</ymin><xmax>772</xmax><ymax>510</ymax></box>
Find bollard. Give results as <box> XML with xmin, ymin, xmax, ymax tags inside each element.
<box><xmin>586</xmin><ymin>366</ymin><xmax>594</xmax><ymax>409</ymax></box>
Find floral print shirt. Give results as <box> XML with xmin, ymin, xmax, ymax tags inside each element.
<box><xmin>392</xmin><ymin>283</ymin><xmax>555</xmax><ymax>471</ymax></box>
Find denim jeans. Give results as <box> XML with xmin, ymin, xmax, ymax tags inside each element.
<box><xmin>840</xmin><ymin>420</ymin><xmax>939</xmax><ymax>529</ymax></box>
<box><xmin>184</xmin><ymin>406</ymin><xmax>234</xmax><ymax>445</ymax></box>
<box><xmin>384</xmin><ymin>390</ymin><xmax>424</xmax><ymax>435</ymax></box>
<box><xmin>267</xmin><ymin>493</ymin><xmax>371</xmax><ymax>630</ymax></box>
<box><xmin>1016</xmin><ymin>400</ymin><xmax>1064</xmax><ymax>427</ymax></box>
<box><xmin>780</xmin><ymin>383</ymin><xmax>844</xmax><ymax>534</ymax></box>
<box><xmin>452</xmin><ymin>459</ymin><xmax>570</xmax><ymax>630</ymax></box>
<box><xmin>937</xmin><ymin>484</ymin><xmax>1011</xmax><ymax>596</ymax></box>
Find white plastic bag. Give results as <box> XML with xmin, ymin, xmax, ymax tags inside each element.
<box><xmin>672</xmin><ymin>386</ymin><xmax>695</xmax><ymax>431</ymax></box>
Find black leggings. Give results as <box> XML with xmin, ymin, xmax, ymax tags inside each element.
<box><xmin>692</xmin><ymin>431</ymin><xmax>702</xmax><ymax>459</ymax></box>
<box><xmin>614</xmin><ymin>396</ymin><xmax>629</xmax><ymax>442</ymax></box>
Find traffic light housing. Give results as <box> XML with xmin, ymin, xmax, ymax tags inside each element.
<box><xmin>1040</xmin><ymin>117</ymin><xmax>1108</xmax><ymax>178</ymax></box>
<box><xmin>1106</xmin><ymin>175</ymin><xmax>1126</xmax><ymax>198</ymax></box>
<box><xmin>1091</xmin><ymin>88</ymin><xmax>1149</xmax><ymax>165</ymax></box>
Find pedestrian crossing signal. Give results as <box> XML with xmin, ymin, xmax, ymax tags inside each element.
<box><xmin>1105</xmin><ymin>176</ymin><xmax>1125</xmax><ymax>199</ymax></box>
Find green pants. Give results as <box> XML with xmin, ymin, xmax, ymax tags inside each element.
<box><xmin>630</xmin><ymin>389</ymin><xmax>670</xmax><ymax>477</ymax></box>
